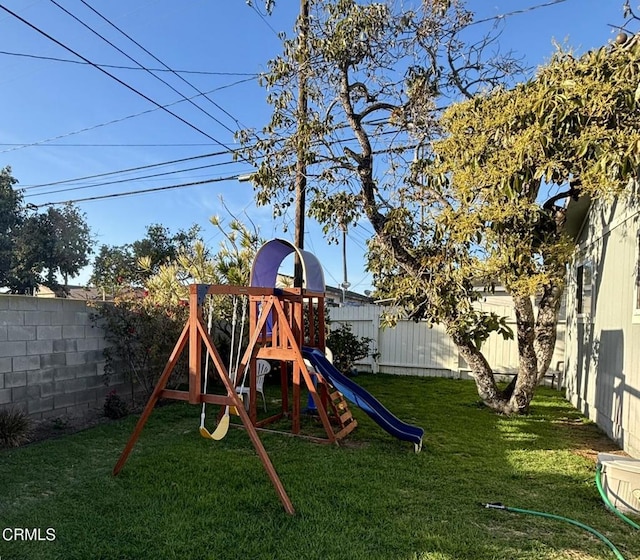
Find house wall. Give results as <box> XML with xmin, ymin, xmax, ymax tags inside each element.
<box><xmin>0</xmin><ymin>295</ymin><xmax>127</xmax><ymax>421</ymax></box>
<box><xmin>564</xmin><ymin>195</ymin><xmax>640</xmax><ymax>458</ymax></box>
<box><xmin>329</xmin><ymin>303</ymin><xmax>565</xmax><ymax>385</ymax></box>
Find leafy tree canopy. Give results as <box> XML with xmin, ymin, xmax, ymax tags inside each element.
<box><xmin>238</xmin><ymin>0</ymin><xmax>637</xmax><ymax>414</ymax></box>
<box><xmin>0</xmin><ymin>167</ymin><xmax>23</xmax><ymax>289</ymax></box>
<box><xmin>0</xmin><ymin>168</ymin><xmax>93</xmax><ymax>294</ymax></box>
<box><xmin>37</xmin><ymin>203</ymin><xmax>94</xmax><ymax>289</ymax></box>
<box><xmin>90</xmin><ymin>223</ymin><xmax>201</xmax><ymax>296</ymax></box>
<box><xmin>143</xmin><ymin>210</ymin><xmax>263</xmax><ymax>307</ymax></box>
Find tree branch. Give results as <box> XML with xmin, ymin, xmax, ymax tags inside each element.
<box><xmin>338</xmin><ymin>62</ymin><xmax>418</xmax><ymax>273</ymax></box>
<box><xmin>359</xmin><ymin>101</ymin><xmax>399</xmax><ymax>120</ymax></box>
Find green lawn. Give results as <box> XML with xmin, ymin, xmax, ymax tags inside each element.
<box><xmin>1</xmin><ymin>376</ymin><xmax>638</xmax><ymax>560</ymax></box>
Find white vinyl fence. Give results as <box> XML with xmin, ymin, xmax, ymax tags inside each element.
<box><xmin>328</xmin><ymin>304</ymin><xmax>565</xmax><ymax>385</ymax></box>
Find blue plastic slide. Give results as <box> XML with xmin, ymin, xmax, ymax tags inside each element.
<box><xmin>302</xmin><ymin>347</ymin><xmax>424</xmax><ymax>452</ymax></box>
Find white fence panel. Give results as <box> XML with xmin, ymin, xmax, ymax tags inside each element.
<box><xmin>328</xmin><ymin>304</ymin><xmax>565</xmax><ymax>382</ymax></box>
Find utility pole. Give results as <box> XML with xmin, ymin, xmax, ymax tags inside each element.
<box><xmin>341</xmin><ymin>225</ymin><xmax>350</xmax><ymax>304</ymax></box>
<box><xmin>293</xmin><ymin>0</ymin><xmax>309</xmax><ymax>288</ymax></box>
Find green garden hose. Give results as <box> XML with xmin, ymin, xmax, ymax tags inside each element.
<box><xmin>482</xmin><ymin>502</ymin><xmax>626</xmax><ymax>560</ymax></box>
<box><xmin>595</xmin><ymin>464</ymin><xmax>640</xmax><ymax>530</ymax></box>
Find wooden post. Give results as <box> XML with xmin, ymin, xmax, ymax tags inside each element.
<box><xmin>280</xmin><ymin>360</ymin><xmax>289</xmax><ymax>416</ymax></box>
<box><xmin>307</xmin><ymin>297</ymin><xmax>315</xmax><ymax>346</ymax></box>
<box><xmin>113</xmin><ymin>321</ymin><xmax>190</xmax><ymax>476</ymax></box>
<box><xmin>318</xmin><ymin>296</ymin><xmax>326</xmax><ymax>350</ymax></box>
<box><xmin>188</xmin><ymin>285</ymin><xmax>201</xmax><ymax>404</ymax></box>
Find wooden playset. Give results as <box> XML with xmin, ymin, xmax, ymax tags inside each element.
<box><xmin>112</xmin><ymin>239</ymin><xmax>357</xmax><ymax>515</ymax></box>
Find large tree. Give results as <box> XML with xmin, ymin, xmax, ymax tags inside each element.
<box><xmin>0</xmin><ymin>170</ymin><xmax>93</xmax><ymax>294</ymax></box>
<box><xmin>238</xmin><ymin>0</ymin><xmax>637</xmax><ymax>414</ymax></box>
<box><xmin>0</xmin><ymin>167</ymin><xmax>24</xmax><ymax>289</ymax></box>
<box><xmin>36</xmin><ymin>203</ymin><xmax>94</xmax><ymax>289</ymax></box>
<box><xmin>90</xmin><ymin>244</ymin><xmax>138</xmax><ymax>298</ymax></box>
<box><xmin>131</xmin><ymin>223</ymin><xmax>200</xmax><ymax>278</ymax></box>
<box><xmin>237</xmin><ymin>0</ymin><xmax>525</xmax><ymax>409</ymax></box>
<box><xmin>426</xmin><ymin>36</ymin><xmax>640</xmax><ymax>412</ymax></box>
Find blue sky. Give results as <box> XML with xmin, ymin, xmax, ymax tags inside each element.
<box><xmin>0</xmin><ymin>0</ymin><xmax>630</xmax><ymax>292</ymax></box>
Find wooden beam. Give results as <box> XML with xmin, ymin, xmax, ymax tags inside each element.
<box><xmin>113</xmin><ymin>320</ymin><xmax>190</xmax><ymax>475</ymax></box>
<box><xmin>196</xmin><ymin>316</ymin><xmax>295</xmax><ymax>515</ymax></box>
<box><xmin>188</xmin><ymin>286</ymin><xmax>201</xmax><ymax>404</ymax></box>
<box><xmin>160</xmin><ymin>390</ymin><xmax>230</xmax><ymax>406</ymax></box>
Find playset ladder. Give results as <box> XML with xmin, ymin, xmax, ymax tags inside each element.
<box><xmin>326</xmin><ymin>387</ymin><xmax>358</xmax><ymax>439</ymax></box>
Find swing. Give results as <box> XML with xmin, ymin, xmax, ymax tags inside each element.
<box><xmin>199</xmin><ymin>294</ymin><xmax>247</xmax><ymax>440</ymax></box>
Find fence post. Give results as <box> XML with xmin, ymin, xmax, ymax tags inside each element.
<box><xmin>372</xmin><ymin>306</ymin><xmax>380</xmax><ymax>374</ymax></box>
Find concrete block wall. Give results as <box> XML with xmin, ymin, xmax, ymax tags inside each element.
<box><xmin>0</xmin><ymin>295</ymin><xmax>128</xmax><ymax>421</ymax></box>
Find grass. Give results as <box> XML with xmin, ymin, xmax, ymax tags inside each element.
<box><xmin>1</xmin><ymin>375</ymin><xmax>638</xmax><ymax>560</ymax></box>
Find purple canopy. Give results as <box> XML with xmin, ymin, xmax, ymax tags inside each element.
<box><xmin>250</xmin><ymin>239</ymin><xmax>325</xmax><ymax>293</ymax></box>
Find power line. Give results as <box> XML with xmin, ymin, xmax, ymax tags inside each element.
<box><xmin>48</xmin><ymin>0</ymin><xmax>238</xmax><ymax>136</ymax></box>
<box><xmin>0</xmin><ymin>142</ymin><xmax>222</xmax><ymax>147</ymax></box>
<box><xmin>466</xmin><ymin>0</ymin><xmax>570</xmax><ymax>28</ymax></box>
<box><xmin>0</xmin><ymin>49</ymin><xmax>257</xmax><ymax>76</ymax></box>
<box><xmin>32</xmin><ymin>173</ymin><xmax>250</xmax><ymax>208</ymax></box>
<box><xmin>0</xmin><ymin>4</ymin><xmax>237</xmax><ymax>152</ymax></box>
<box><xmin>18</xmin><ymin>116</ymin><xmax>416</xmax><ymax>190</ymax></box>
<box><xmin>247</xmin><ymin>2</ymin><xmax>281</xmax><ymax>39</ymax></box>
<box><xmin>77</xmin><ymin>0</ymin><xmax>248</xmax><ymax>132</ymax></box>
<box><xmin>20</xmin><ymin>136</ymin><xmax>418</xmax><ymax>207</ymax></box>
<box><xmin>21</xmin><ymin>150</ymin><xmax>229</xmax><ymax>189</ymax></box>
<box><xmin>0</xmin><ymin>77</ymin><xmax>255</xmax><ymax>154</ymax></box>
<box><xmin>24</xmin><ymin>158</ymin><xmax>239</xmax><ymax>198</ymax></box>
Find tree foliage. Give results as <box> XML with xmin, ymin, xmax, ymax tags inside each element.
<box><xmin>326</xmin><ymin>323</ymin><xmax>375</xmax><ymax>376</ymax></box>
<box><xmin>95</xmin><ymin>292</ymin><xmax>189</xmax><ymax>400</ymax></box>
<box><xmin>0</xmin><ymin>168</ymin><xmax>92</xmax><ymax>294</ymax></box>
<box><xmin>0</xmin><ymin>168</ymin><xmax>23</xmax><ymax>289</ymax></box>
<box><xmin>93</xmin><ymin>213</ymin><xmax>264</xmax><ymax>397</ymax></box>
<box><xmin>90</xmin><ymin>223</ymin><xmax>200</xmax><ymax>297</ymax></box>
<box><xmin>142</xmin><ymin>213</ymin><xmax>262</xmax><ymax>306</ymax></box>
<box><xmin>36</xmin><ymin>204</ymin><xmax>94</xmax><ymax>288</ymax></box>
<box><xmin>239</xmin><ymin>0</ymin><xmax>637</xmax><ymax>414</ymax></box>
<box><xmin>425</xmin><ymin>37</ymin><xmax>640</xmax><ymax>412</ymax></box>
<box><xmin>90</xmin><ymin>244</ymin><xmax>138</xmax><ymax>298</ymax></box>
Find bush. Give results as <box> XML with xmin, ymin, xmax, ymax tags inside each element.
<box><xmin>326</xmin><ymin>323</ymin><xmax>377</xmax><ymax>375</ymax></box>
<box><xmin>103</xmin><ymin>391</ymin><xmax>129</xmax><ymax>420</ymax></box>
<box><xmin>91</xmin><ymin>293</ymin><xmax>189</xmax><ymax>400</ymax></box>
<box><xmin>0</xmin><ymin>407</ymin><xmax>32</xmax><ymax>448</ymax></box>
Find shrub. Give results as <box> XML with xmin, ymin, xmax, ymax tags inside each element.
<box><xmin>103</xmin><ymin>391</ymin><xmax>129</xmax><ymax>420</ymax></box>
<box><xmin>91</xmin><ymin>293</ymin><xmax>189</xmax><ymax>400</ymax></box>
<box><xmin>0</xmin><ymin>407</ymin><xmax>32</xmax><ymax>448</ymax></box>
<box><xmin>326</xmin><ymin>323</ymin><xmax>377</xmax><ymax>375</ymax></box>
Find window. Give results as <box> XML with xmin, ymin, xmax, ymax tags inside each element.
<box><xmin>576</xmin><ymin>261</ymin><xmax>593</xmax><ymax>316</ymax></box>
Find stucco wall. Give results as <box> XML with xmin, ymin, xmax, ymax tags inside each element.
<box><xmin>0</xmin><ymin>295</ymin><xmax>127</xmax><ymax>421</ymax></box>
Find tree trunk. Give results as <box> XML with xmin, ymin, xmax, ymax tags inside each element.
<box><xmin>534</xmin><ymin>282</ymin><xmax>564</xmax><ymax>383</ymax></box>
<box><xmin>452</xmin><ymin>333</ymin><xmax>504</xmax><ymax>408</ymax></box>
<box><xmin>452</xmin><ymin>293</ymin><xmax>542</xmax><ymax>415</ymax></box>
<box><xmin>506</xmin><ymin>294</ymin><xmax>540</xmax><ymax>414</ymax></box>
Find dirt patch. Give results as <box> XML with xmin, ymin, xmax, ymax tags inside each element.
<box><xmin>554</xmin><ymin>418</ymin><xmax>628</xmax><ymax>462</ymax></box>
